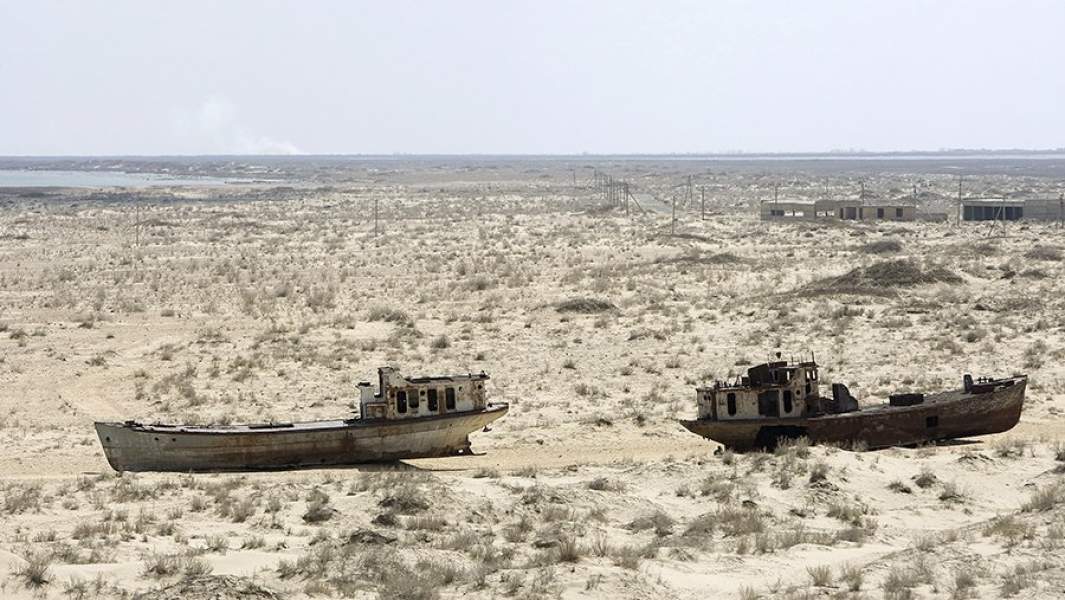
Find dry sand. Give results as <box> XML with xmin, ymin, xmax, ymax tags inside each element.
<box><xmin>1</xmin><ymin>160</ymin><xmax>1065</xmax><ymax>599</ymax></box>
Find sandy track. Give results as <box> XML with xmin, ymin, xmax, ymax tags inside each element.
<box><xmin>0</xmin><ymin>431</ymin><xmax>712</xmax><ymax>480</ymax></box>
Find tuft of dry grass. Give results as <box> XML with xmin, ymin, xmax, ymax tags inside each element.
<box><xmin>807</xmin><ymin>564</ymin><xmax>833</xmax><ymax>587</ymax></box>
<box><xmin>15</xmin><ymin>551</ymin><xmax>52</xmax><ymax>588</ymax></box>
<box><xmin>1021</xmin><ymin>481</ymin><xmax>1065</xmax><ymax>512</ymax></box>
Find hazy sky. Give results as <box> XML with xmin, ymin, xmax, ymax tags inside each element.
<box><xmin>1</xmin><ymin>1</ymin><xmax>1062</xmax><ymax>155</ymax></box>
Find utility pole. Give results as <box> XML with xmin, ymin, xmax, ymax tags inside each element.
<box><xmin>671</xmin><ymin>194</ymin><xmax>677</xmax><ymax>236</ymax></box>
<box><xmin>373</xmin><ymin>198</ymin><xmax>379</xmax><ymax>238</ymax></box>
<box><xmin>957</xmin><ymin>175</ymin><xmax>964</xmax><ymax>225</ymax></box>
<box><xmin>133</xmin><ymin>201</ymin><xmax>141</xmax><ymax>280</ymax></box>
<box><xmin>624</xmin><ymin>182</ymin><xmax>630</xmax><ymax>216</ymax></box>
<box><xmin>700</xmin><ymin>186</ymin><xmax>705</xmax><ymax>220</ymax></box>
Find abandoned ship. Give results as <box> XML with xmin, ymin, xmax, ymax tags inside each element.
<box><xmin>95</xmin><ymin>367</ymin><xmax>508</xmax><ymax>472</ymax></box>
<box><xmin>680</xmin><ymin>358</ymin><xmax>1026</xmax><ymax>450</ymax></box>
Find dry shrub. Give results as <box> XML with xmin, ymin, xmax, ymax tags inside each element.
<box><xmin>807</xmin><ymin>564</ymin><xmax>833</xmax><ymax>587</ymax></box>
<box><xmin>1021</xmin><ymin>481</ymin><xmax>1065</xmax><ymax>512</ymax></box>
<box><xmin>656</xmin><ymin>251</ymin><xmax>747</xmax><ymax>266</ymax></box>
<box><xmin>142</xmin><ymin>552</ymin><xmax>183</xmax><ymax>578</ymax></box>
<box><xmin>303</xmin><ymin>488</ymin><xmax>335</xmax><ymax>523</ymax></box>
<box><xmin>15</xmin><ymin>551</ymin><xmax>52</xmax><ymax>587</ymax></box>
<box><xmin>378</xmin><ymin>483</ymin><xmax>429</xmax><ymax>514</ymax></box>
<box><xmin>367</xmin><ymin>306</ymin><xmax>412</xmax><ymax>326</ymax></box>
<box><xmin>714</xmin><ymin>506</ymin><xmax>768</xmax><ymax>537</ymax></box>
<box><xmin>1024</xmin><ymin>245</ymin><xmax>1062</xmax><ymax>262</ymax></box>
<box><xmin>804</xmin><ymin>259</ymin><xmax>961</xmax><ymax>295</ymax></box>
<box><xmin>555</xmin><ymin>297</ymin><xmax>615</xmax><ymax>313</ymax></box>
<box><xmin>861</xmin><ymin>239</ymin><xmax>903</xmax><ymax>254</ymax></box>
<box><xmin>627</xmin><ymin>510</ymin><xmax>675</xmax><ymax>536</ymax></box>
<box><xmin>587</xmin><ymin>477</ymin><xmax>626</xmax><ymax>492</ymax></box>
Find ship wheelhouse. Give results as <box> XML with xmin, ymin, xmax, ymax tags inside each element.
<box><xmin>357</xmin><ymin>367</ymin><xmax>489</xmax><ymax>421</ymax></box>
<box><xmin>696</xmin><ymin>360</ymin><xmax>823</xmax><ymax>422</ymax></box>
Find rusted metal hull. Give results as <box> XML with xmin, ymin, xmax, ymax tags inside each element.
<box><xmin>95</xmin><ymin>404</ymin><xmax>508</xmax><ymax>472</ymax></box>
<box><xmin>680</xmin><ymin>378</ymin><xmax>1025</xmax><ymax>451</ymax></box>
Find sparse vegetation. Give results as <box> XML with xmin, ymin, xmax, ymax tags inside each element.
<box><xmin>4</xmin><ymin>163</ymin><xmax>1065</xmax><ymax>600</ymax></box>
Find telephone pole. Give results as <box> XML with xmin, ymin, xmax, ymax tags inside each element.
<box><xmin>671</xmin><ymin>194</ymin><xmax>677</xmax><ymax>236</ymax></box>
<box><xmin>957</xmin><ymin>175</ymin><xmax>964</xmax><ymax>224</ymax></box>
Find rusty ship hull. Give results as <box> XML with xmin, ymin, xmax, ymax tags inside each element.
<box><xmin>681</xmin><ymin>377</ymin><xmax>1025</xmax><ymax>451</ymax></box>
<box><xmin>95</xmin><ymin>404</ymin><xmax>508</xmax><ymax>472</ymax></box>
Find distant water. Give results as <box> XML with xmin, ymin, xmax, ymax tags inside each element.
<box><xmin>0</xmin><ymin>169</ymin><xmax>228</xmax><ymax>188</ymax></box>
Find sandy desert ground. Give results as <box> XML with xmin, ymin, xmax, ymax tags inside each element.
<box><xmin>1</xmin><ymin>158</ymin><xmax>1065</xmax><ymax>599</ymax></box>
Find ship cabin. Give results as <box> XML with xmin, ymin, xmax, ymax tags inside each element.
<box><xmin>358</xmin><ymin>367</ymin><xmax>489</xmax><ymax>420</ymax></box>
<box><xmin>696</xmin><ymin>359</ymin><xmax>859</xmax><ymax>423</ymax></box>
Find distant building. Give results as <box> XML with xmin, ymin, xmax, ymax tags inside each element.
<box><xmin>960</xmin><ymin>197</ymin><xmax>1064</xmax><ymax>222</ymax></box>
<box><xmin>834</xmin><ymin>201</ymin><xmax>916</xmax><ymax>222</ymax></box>
<box><xmin>760</xmin><ymin>200</ymin><xmax>815</xmax><ymax>220</ymax></box>
<box><xmin>761</xmin><ymin>199</ymin><xmax>916</xmax><ymax>222</ymax></box>
<box><xmin>961</xmin><ymin>198</ymin><xmax>1025</xmax><ymax>221</ymax></box>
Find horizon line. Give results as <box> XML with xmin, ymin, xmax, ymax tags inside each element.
<box><xmin>2</xmin><ymin>148</ymin><xmax>1065</xmax><ymax>161</ymax></box>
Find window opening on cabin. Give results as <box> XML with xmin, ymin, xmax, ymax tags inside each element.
<box><xmin>926</xmin><ymin>415</ymin><xmax>939</xmax><ymax>428</ymax></box>
<box><xmin>758</xmin><ymin>390</ymin><xmax>780</xmax><ymax>418</ymax></box>
<box><xmin>783</xmin><ymin>390</ymin><xmax>793</xmax><ymax>414</ymax></box>
<box><xmin>895</xmin><ymin>207</ymin><xmax>904</xmax><ymax>218</ymax></box>
<box><xmin>445</xmin><ymin>387</ymin><xmax>456</xmax><ymax>411</ymax></box>
<box><xmin>726</xmin><ymin>393</ymin><xmax>737</xmax><ymax>416</ymax></box>
<box><xmin>396</xmin><ymin>390</ymin><xmax>408</xmax><ymax>414</ymax></box>
<box><xmin>877</xmin><ymin>208</ymin><xmax>885</xmax><ymax>219</ymax></box>
<box><xmin>427</xmin><ymin>389</ymin><xmax>438</xmax><ymax>411</ymax></box>
<box><xmin>408</xmin><ymin>389</ymin><xmax>419</xmax><ymax>410</ymax></box>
